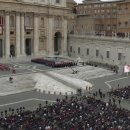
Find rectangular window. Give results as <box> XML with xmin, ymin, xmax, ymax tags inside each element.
<box><xmin>56</xmin><ymin>0</ymin><xmax>60</xmax><ymax>4</ymax></box>
<box><xmin>25</xmin><ymin>15</ymin><xmax>33</xmax><ymax>27</ymax></box>
<box><xmin>41</xmin><ymin>17</ymin><xmax>44</xmax><ymax>28</ymax></box>
<box><xmin>10</xmin><ymin>31</ymin><xmax>14</xmax><ymax>35</ymax></box>
<box><xmin>25</xmin><ymin>16</ymin><xmax>30</xmax><ymax>27</ymax></box>
<box><xmin>55</xmin><ymin>17</ymin><xmax>62</xmax><ymax>28</ymax></box>
<box><xmin>26</xmin><ymin>31</ymin><xmax>31</xmax><ymax>34</ymax></box>
<box><xmin>106</xmin><ymin>51</ymin><xmax>110</xmax><ymax>58</ymax></box>
<box><xmin>78</xmin><ymin>47</ymin><xmax>80</xmax><ymax>54</ymax></box>
<box><xmin>86</xmin><ymin>48</ymin><xmax>89</xmax><ymax>55</ymax></box>
<box><xmin>118</xmin><ymin>53</ymin><xmax>122</xmax><ymax>60</ymax></box>
<box><xmin>96</xmin><ymin>49</ymin><xmax>99</xmax><ymax>57</ymax></box>
<box><xmin>10</xmin><ymin>16</ymin><xmax>15</xmax><ymax>27</ymax></box>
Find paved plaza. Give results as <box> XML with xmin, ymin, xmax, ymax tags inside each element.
<box><xmin>0</xmin><ymin>61</ymin><xmax>130</xmax><ymax>111</ymax></box>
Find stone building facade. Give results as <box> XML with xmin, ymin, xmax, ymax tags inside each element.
<box><xmin>68</xmin><ymin>35</ymin><xmax>130</xmax><ymax>65</ymax></box>
<box><xmin>69</xmin><ymin>0</ymin><xmax>130</xmax><ymax>37</ymax></box>
<box><xmin>67</xmin><ymin>0</ymin><xmax>130</xmax><ymax>68</ymax></box>
<box><xmin>0</xmin><ymin>0</ymin><xmax>73</xmax><ymax>59</ymax></box>
<box><xmin>117</xmin><ymin>0</ymin><xmax>130</xmax><ymax>34</ymax></box>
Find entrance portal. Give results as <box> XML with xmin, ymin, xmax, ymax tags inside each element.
<box><xmin>54</xmin><ymin>32</ymin><xmax>62</xmax><ymax>55</ymax></box>
<box><xmin>25</xmin><ymin>39</ymin><xmax>32</xmax><ymax>55</ymax></box>
<box><xmin>0</xmin><ymin>39</ymin><xmax>3</xmax><ymax>57</ymax></box>
<box><xmin>10</xmin><ymin>45</ymin><xmax>15</xmax><ymax>57</ymax></box>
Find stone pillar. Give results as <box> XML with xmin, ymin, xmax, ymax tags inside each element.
<box><xmin>5</xmin><ymin>12</ymin><xmax>10</xmax><ymax>58</ymax></box>
<box><xmin>64</xmin><ymin>0</ymin><xmax>66</xmax><ymax>7</ymax></box>
<box><xmin>34</xmin><ymin>14</ymin><xmax>39</xmax><ymax>56</ymax></box>
<box><xmin>48</xmin><ymin>16</ymin><xmax>53</xmax><ymax>55</ymax></box>
<box><xmin>115</xmin><ymin>32</ymin><xmax>117</xmax><ymax>37</ymax></box>
<box><xmin>16</xmin><ymin>13</ymin><xmax>21</xmax><ymax>57</ymax></box>
<box><xmin>62</xmin><ymin>18</ymin><xmax>67</xmax><ymax>56</ymax></box>
<box><xmin>21</xmin><ymin>13</ymin><xmax>25</xmax><ymax>56</ymax></box>
<box><xmin>125</xmin><ymin>32</ymin><xmax>127</xmax><ymax>38</ymax></box>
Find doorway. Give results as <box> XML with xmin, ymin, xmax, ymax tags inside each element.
<box><xmin>10</xmin><ymin>45</ymin><xmax>15</xmax><ymax>57</ymax></box>
<box><xmin>25</xmin><ymin>38</ymin><xmax>32</xmax><ymax>55</ymax></box>
<box><xmin>54</xmin><ymin>32</ymin><xmax>62</xmax><ymax>55</ymax></box>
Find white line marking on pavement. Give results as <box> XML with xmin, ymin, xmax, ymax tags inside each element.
<box><xmin>27</xmin><ymin>69</ymin><xmax>37</xmax><ymax>72</ymax></box>
<box><xmin>105</xmin><ymin>76</ymin><xmax>130</xmax><ymax>89</ymax></box>
<box><xmin>0</xmin><ymin>72</ymin><xmax>37</xmax><ymax>78</ymax></box>
<box><xmin>0</xmin><ymin>98</ymin><xmax>56</xmax><ymax>107</ymax></box>
<box><xmin>32</xmin><ymin>68</ymin><xmax>46</xmax><ymax>72</ymax></box>
<box><xmin>105</xmin><ymin>82</ymin><xmax>112</xmax><ymax>89</ymax></box>
<box><xmin>106</xmin><ymin>76</ymin><xmax>130</xmax><ymax>83</ymax></box>
<box><xmin>33</xmin><ymin>98</ymin><xmax>56</xmax><ymax>102</ymax></box>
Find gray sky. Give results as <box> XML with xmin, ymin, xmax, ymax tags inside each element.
<box><xmin>74</xmin><ymin>0</ymin><xmax>117</xmax><ymax>3</ymax></box>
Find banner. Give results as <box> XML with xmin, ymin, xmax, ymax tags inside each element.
<box><xmin>124</xmin><ymin>65</ymin><xmax>130</xmax><ymax>73</ymax></box>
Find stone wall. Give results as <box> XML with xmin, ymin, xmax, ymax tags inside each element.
<box><xmin>68</xmin><ymin>34</ymin><xmax>130</xmax><ymax>65</ymax></box>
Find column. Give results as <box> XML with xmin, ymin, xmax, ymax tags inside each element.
<box><xmin>115</xmin><ymin>32</ymin><xmax>117</xmax><ymax>37</ymax></box>
<box><xmin>16</xmin><ymin>13</ymin><xmax>21</xmax><ymax>57</ymax></box>
<box><xmin>21</xmin><ymin>13</ymin><xmax>25</xmax><ymax>56</ymax></box>
<box><xmin>125</xmin><ymin>32</ymin><xmax>127</xmax><ymax>38</ymax></box>
<box><xmin>62</xmin><ymin>17</ymin><xmax>67</xmax><ymax>56</ymax></box>
<box><xmin>34</xmin><ymin>14</ymin><xmax>39</xmax><ymax>56</ymax></box>
<box><xmin>5</xmin><ymin>12</ymin><xmax>10</xmax><ymax>58</ymax></box>
<box><xmin>47</xmin><ymin>16</ymin><xmax>53</xmax><ymax>55</ymax></box>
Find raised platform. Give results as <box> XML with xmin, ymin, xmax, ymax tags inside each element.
<box><xmin>31</xmin><ymin>56</ymin><xmax>77</xmax><ymax>68</ymax></box>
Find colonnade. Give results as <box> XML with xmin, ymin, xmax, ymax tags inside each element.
<box><xmin>2</xmin><ymin>12</ymin><xmax>39</xmax><ymax>58</ymax></box>
<box><xmin>0</xmin><ymin>11</ymin><xmax>68</xmax><ymax>58</ymax></box>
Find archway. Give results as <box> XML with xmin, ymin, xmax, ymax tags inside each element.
<box><xmin>54</xmin><ymin>32</ymin><xmax>62</xmax><ymax>55</ymax></box>
<box><xmin>25</xmin><ymin>38</ymin><xmax>32</xmax><ymax>55</ymax></box>
<box><xmin>10</xmin><ymin>45</ymin><xmax>15</xmax><ymax>57</ymax></box>
<box><xmin>0</xmin><ymin>39</ymin><xmax>3</xmax><ymax>57</ymax></box>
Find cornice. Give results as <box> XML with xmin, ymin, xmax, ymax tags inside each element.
<box><xmin>0</xmin><ymin>0</ymin><xmax>68</xmax><ymax>10</ymax></box>
<box><xmin>68</xmin><ymin>34</ymin><xmax>130</xmax><ymax>44</ymax></box>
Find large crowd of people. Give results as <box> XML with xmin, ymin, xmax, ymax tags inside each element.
<box><xmin>0</xmin><ymin>60</ymin><xmax>130</xmax><ymax>130</ymax></box>
<box><xmin>109</xmin><ymin>86</ymin><xmax>130</xmax><ymax>100</ymax></box>
<box><xmin>31</xmin><ymin>58</ymin><xmax>76</xmax><ymax>68</ymax></box>
<box><xmin>0</xmin><ymin>95</ymin><xmax>130</xmax><ymax>130</ymax></box>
